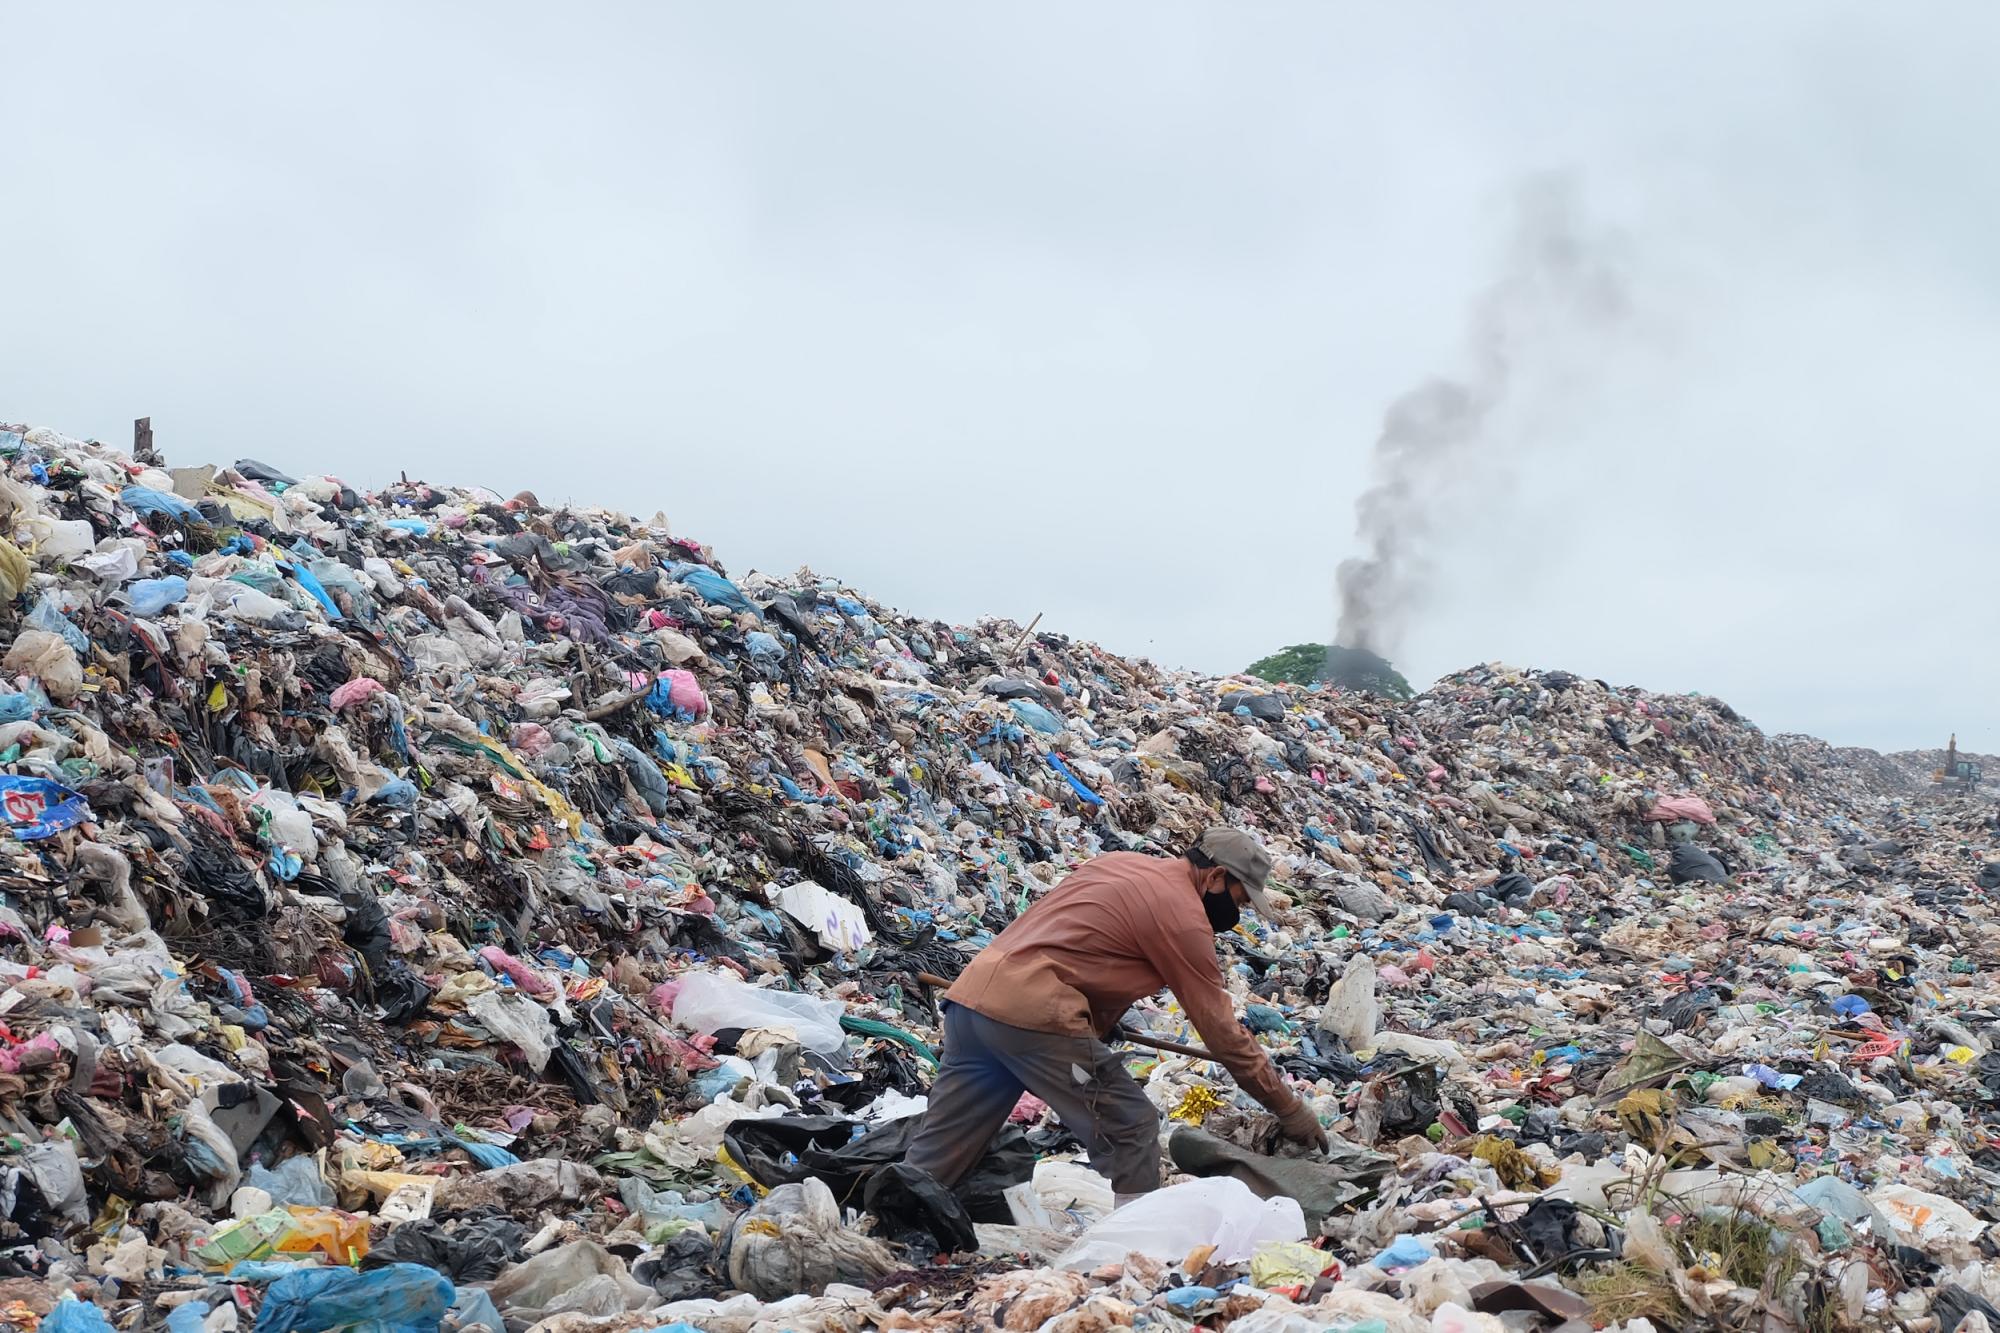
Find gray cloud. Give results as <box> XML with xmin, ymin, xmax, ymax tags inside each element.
<box><xmin>2</xmin><ymin>2</ymin><xmax>1997</xmax><ymax>752</ymax></box>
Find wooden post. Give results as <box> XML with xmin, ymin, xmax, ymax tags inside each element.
<box><xmin>1009</xmin><ymin>612</ymin><xmax>1044</xmax><ymax>659</ymax></box>
<box><xmin>134</xmin><ymin>417</ymin><xmax>155</xmax><ymax>464</ymax></box>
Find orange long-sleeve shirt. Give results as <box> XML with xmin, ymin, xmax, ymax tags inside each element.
<box><xmin>946</xmin><ymin>851</ymin><xmax>1299</xmax><ymax>1116</ymax></box>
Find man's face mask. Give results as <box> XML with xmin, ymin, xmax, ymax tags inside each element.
<box><xmin>1202</xmin><ymin>884</ymin><xmax>1242</xmax><ymax>934</ymax></box>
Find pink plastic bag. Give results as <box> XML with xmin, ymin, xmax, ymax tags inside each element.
<box><xmin>663</xmin><ymin>669</ymin><xmax>708</xmax><ymax>719</ymax></box>
<box><xmin>330</xmin><ymin>677</ymin><xmax>386</xmax><ymax>710</ymax></box>
<box><xmin>478</xmin><ymin>946</ymin><xmax>554</xmax><ymax>997</ymax></box>
<box><xmin>1645</xmin><ymin>794</ymin><xmax>1716</xmax><ymax>825</ymax></box>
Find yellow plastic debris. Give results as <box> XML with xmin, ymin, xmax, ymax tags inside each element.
<box><xmin>1616</xmin><ymin>1088</ymin><xmax>1679</xmax><ymax>1144</ymax></box>
<box><xmin>1470</xmin><ymin>1134</ymin><xmax>1560</xmax><ymax>1189</ymax></box>
<box><xmin>1250</xmin><ymin>1239</ymin><xmax>1331</xmax><ymax>1288</ymax></box>
<box><xmin>1171</xmin><ymin>1084</ymin><xmax>1224</xmax><ymax>1126</ymax></box>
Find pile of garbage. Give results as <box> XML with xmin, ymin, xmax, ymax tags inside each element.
<box><xmin>1</xmin><ymin>415</ymin><xmax>1998</xmax><ymax>1333</ymax></box>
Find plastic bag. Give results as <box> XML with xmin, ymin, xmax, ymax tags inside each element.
<box><xmin>1868</xmin><ymin>1184</ymin><xmax>1987</xmax><ymax>1249</ymax></box>
<box><xmin>1005</xmin><ymin>1159</ymin><xmax>1117</xmax><ymax>1231</ymax></box>
<box><xmin>177</xmin><ymin>1101</ymin><xmax>242</xmax><ymax>1207</ymax></box>
<box><xmin>251</xmin><ymin>1261</ymin><xmax>454</xmax><ymax>1333</ymax></box>
<box><xmin>722</xmin><ymin>1178</ymin><xmax>898</xmax><ymax>1300</ymax></box>
<box><xmin>128</xmin><ymin>575</ymin><xmax>191</xmax><ymax>616</ymax></box>
<box><xmin>1056</xmin><ymin>1176</ymin><xmax>1307</xmax><ymax>1270</ymax></box>
<box><xmin>24</xmin><ymin>515</ymin><xmax>95</xmax><ymax>562</ymax></box>
<box><xmin>486</xmin><ymin>1240</ymin><xmax>652</xmax><ymax>1319</ymax></box>
<box><xmin>772</xmin><ymin>880</ymin><xmax>872</xmax><ymax>953</ymax></box>
<box><xmin>442</xmin><ymin>1159</ymin><xmax>602</xmax><ymax>1213</ymax></box>
<box><xmin>40</xmin><ymin>1300</ymin><xmax>114</xmax><ymax>1333</ymax></box>
<box><xmin>1622</xmin><ymin>1210</ymin><xmax>1678</xmax><ymax>1274</ymax></box>
<box><xmin>214</xmin><ymin>583</ymin><xmax>303</xmax><ymax>627</ymax></box>
<box><xmin>672</xmin><ymin>971</ymin><xmax>847</xmax><ymax>1055</ymax></box>
<box><xmin>465</xmin><ymin>989</ymin><xmax>555</xmax><ymax>1072</ymax></box>
<box><xmin>163</xmin><ymin>1302</ymin><xmax>209</xmax><ymax>1333</ymax></box>
<box><xmin>273</xmin><ymin>1206</ymin><xmax>371</xmax><ymax>1263</ymax></box>
<box><xmin>726</xmin><ymin>1114</ymin><xmax>1032</xmax><ymax>1223</ymax></box>
<box><xmin>863</xmin><ymin>1160</ymin><xmax>977</xmax><ymax>1254</ymax></box>
<box><xmin>27</xmin><ymin>594</ymin><xmax>88</xmax><ymax>654</ymax></box>
<box><xmin>1009</xmin><ymin>698</ymin><xmax>1064</xmax><ymax>734</ymax></box>
<box><xmin>1320</xmin><ymin>953</ymin><xmax>1378</xmax><ymax>1051</ymax></box>
<box><xmin>364</xmin><ymin>1214</ymin><xmax>526</xmax><ymax>1282</ymax></box>
<box><xmin>3</xmin><ymin>629</ymin><xmax>83</xmax><ymax>702</ymax></box>
<box><xmin>247</xmin><ymin>1156</ymin><xmax>335</xmax><ymax>1208</ymax></box>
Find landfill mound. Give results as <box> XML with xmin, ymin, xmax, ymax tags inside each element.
<box><xmin>1882</xmin><ymin>747</ymin><xmax>2000</xmax><ymax>792</ymax></box>
<box><xmin>2</xmin><ymin>417</ymin><xmax>1998</xmax><ymax>1333</ymax></box>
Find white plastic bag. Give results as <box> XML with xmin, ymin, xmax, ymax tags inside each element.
<box><xmin>3</xmin><ymin>630</ymin><xmax>83</xmax><ymax>702</ymax></box>
<box><xmin>467</xmin><ymin>990</ymin><xmax>556</xmax><ymax>1072</ymax></box>
<box><xmin>771</xmin><ymin>881</ymin><xmax>872</xmax><ymax>953</ymax></box>
<box><xmin>1056</xmin><ymin>1176</ymin><xmax>1306</xmax><ymax>1270</ymax></box>
<box><xmin>1868</xmin><ymin>1184</ymin><xmax>1987</xmax><ymax>1249</ymax></box>
<box><xmin>212</xmin><ymin>584</ymin><xmax>298</xmax><ymax>625</ymax></box>
<box><xmin>23</xmin><ymin>515</ymin><xmax>95</xmax><ymax>562</ymax></box>
<box><xmin>725</xmin><ymin>1178</ymin><xmax>897</xmax><ymax>1300</ymax></box>
<box><xmin>1321</xmin><ymin>953</ymin><xmax>1378</xmax><ymax>1051</ymax></box>
<box><xmin>672</xmin><ymin>971</ymin><xmax>847</xmax><ymax>1055</ymax></box>
<box><xmin>1006</xmin><ymin>1159</ymin><xmax>1117</xmax><ymax>1231</ymax></box>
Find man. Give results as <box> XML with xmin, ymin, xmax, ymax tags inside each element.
<box><xmin>903</xmin><ymin>827</ymin><xmax>1328</xmax><ymax>1202</ymax></box>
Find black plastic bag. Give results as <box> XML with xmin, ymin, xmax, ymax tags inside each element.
<box><xmin>1669</xmin><ymin>844</ymin><xmax>1729</xmax><ymax>885</ymax></box>
<box><xmin>1512</xmin><ymin>1197</ymin><xmax>1582</xmax><ymax>1262</ymax></box>
<box><xmin>862</xmin><ymin>1161</ymin><xmax>976</xmax><ymax>1256</ymax></box>
<box><xmin>362</xmin><ymin>1212</ymin><xmax>526</xmax><ymax>1281</ymax></box>
<box><xmin>725</xmin><ymin>1115</ymin><xmax>1032</xmax><ymax>1222</ymax></box>
<box><xmin>1658</xmin><ymin>987</ymin><xmax>1720</xmax><ymax>1032</ymax></box>
<box><xmin>1374</xmin><ymin>1063</ymin><xmax>1441</xmax><ymax>1139</ymax></box>
<box><xmin>374</xmin><ymin>961</ymin><xmax>433</xmax><ymax>1024</ymax></box>
<box><xmin>633</xmin><ymin>1230</ymin><xmax>720</xmax><ymax>1301</ymax></box>
<box><xmin>724</xmin><ymin>1116</ymin><xmax>859</xmax><ymax>1194</ymax></box>
<box><xmin>1937</xmin><ymin>1285</ymin><xmax>2000</xmax><ymax>1333</ymax></box>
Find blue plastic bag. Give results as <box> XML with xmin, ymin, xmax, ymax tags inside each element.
<box><xmin>1009</xmin><ymin>698</ymin><xmax>1063</xmax><ymax>734</ymax></box>
<box><xmin>280</xmin><ymin>559</ymin><xmax>344</xmax><ymax>621</ymax></box>
<box><xmin>673</xmin><ymin>565</ymin><xmax>756</xmax><ymax>614</ymax></box>
<box><xmin>1372</xmin><ymin>1234</ymin><xmax>1435</xmax><ymax>1270</ymax></box>
<box><xmin>369</xmin><ymin>778</ymin><xmax>419</xmax><ymax>808</ymax></box>
<box><xmin>252</xmin><ymin>1262</ymin><xmax>454</xmax><ymax>1333</ymax></box>
<box><xmin>121</xmin><ymin>485</ymin><xmax>203</xmax><ymax>522</ymax></box>
<box><xmin>449</xmin><ymin>1289</ymin><xmax>504</xmax><ymax>1333</ymax></box>
<box><xmin>1045</xmin><ymin>753</ymin><xmax>1103</xmax><ymax>804</ymax></box>
<box><xmin>128</xmin><ymin>576</ymin><xmax>191</xmax><ymax>616</ymax></box>
<box><xmin>27</xmin><ymin>594</ymin><xmax>89</xmax><ymax>654</ymax></box>
<box><xmin>42</xmin><ymin>1301</ymin><xmax>115</xmax><ymax>1333</ymax></box>
<box><xmin>165</xmin><ymin>1303</ymin><xmax>210</xmax><ymax>1333</ymax></box>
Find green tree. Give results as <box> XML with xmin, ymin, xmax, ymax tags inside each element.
<box><xmin>1244</xmin><ymin>643</ymin><xmax>1414</xmax><ymax>700</ymax></box>
<box><xmin>1244</xmin><ymin>643</ymin><xmax>1327</xmax><ymax>686</ymax></box>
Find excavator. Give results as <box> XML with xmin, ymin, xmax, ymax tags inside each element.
<box><xmin>1934</xmin><ymin>734</ymin><xmax>1983</xmax><ymax>791</ymax></box>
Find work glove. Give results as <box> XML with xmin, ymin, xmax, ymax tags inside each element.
<box><xmin>1277</xmin><ymin>1101</ymin><xmax>1329</xmax><ymax>1154</ymax></box>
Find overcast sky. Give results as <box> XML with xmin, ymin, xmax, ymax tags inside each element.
<box><xmin>4</xmin><ymin>4</ymin><xmax>1997</xmax><ymax>752</ymax></box>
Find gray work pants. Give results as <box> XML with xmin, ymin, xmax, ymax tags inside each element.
<box><xmin>903</xmin><ymin>1003</ymin><xmax>1161</xmax><ymax>1195</ymax></box>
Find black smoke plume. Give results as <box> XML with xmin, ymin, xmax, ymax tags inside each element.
<box><xmin>1334</xmin><ymin>177</ymin><xmax>1630</xmax><ymax>657</ymax></box>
